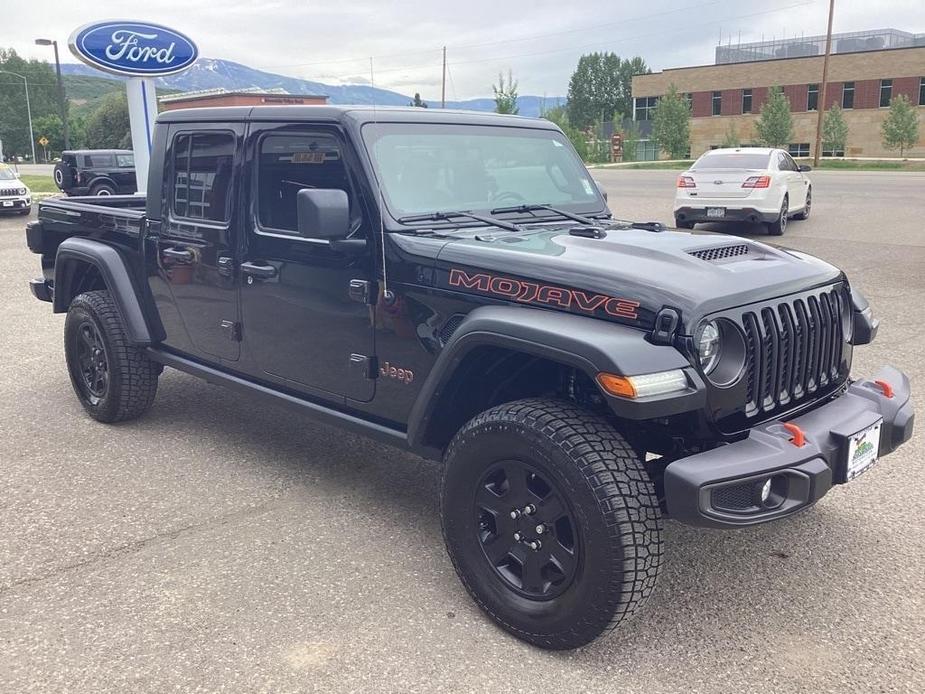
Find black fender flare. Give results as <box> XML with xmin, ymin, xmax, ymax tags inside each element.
<box><xmin>53</xmin><ymin>237</ymin><xmax>160</xmax><ymax>344</ymax></box>
<box><xmin>406</xmin><ymin>305</ymin><xmax>706</xmax><ymax>453</ymax></box>
<box><xmin>86</xmin><ymin>175</ymin><xmax>118</xmax><ymax>193</ymax></box>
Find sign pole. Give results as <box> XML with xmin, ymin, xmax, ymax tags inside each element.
<box><xmin>125</xmin><ymin>78</ymin><xmax>158</xmax><ymax>194</ymax></box>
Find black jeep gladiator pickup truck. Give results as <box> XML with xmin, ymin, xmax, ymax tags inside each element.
<box><xmin>26</xmin><ymin>106</ymin><xmax>913</xmax><ymax>650</ymax></box>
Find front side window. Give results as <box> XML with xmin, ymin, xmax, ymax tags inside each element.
<box><xmin>257</xmin><ymin>132</ymin><xmax>354</xmax><ymax>233</ymax></box>
<box><xmin>362</xmin><ymin>123</ymin><xmax>602</xmax><ymax>218</ymax></box>
<box><xmin>634</xmin><ymin>96</ymin><xmax>658</xmax><ymax>121</ymax></box>
<box><xmin>807</xmin><ymin>84</ymin><xmax>819</xmax><ymax>111</ymax></box>
<box><xmin>171</xmin><ymin>132</ymin><xmax>235</xmax><ymax>222</ymax></box>
<box><xmin>712</xmin><ymin>91</ymin><xmax>722</xmax><ymax>116</ymax></box>
<box><xmin>742</xmin><ymin>88</ymin><xmax>753</xmax><ymax>113</ymax></box>
<box><xmin>842</xmin><ymin>82</ymin><xmax>855</xmax><ymax>109</ymax></box>
<box><xmin>880</xmin><ymin>79</ymin><xmax>892</xmax><ymax>107</ymax></box>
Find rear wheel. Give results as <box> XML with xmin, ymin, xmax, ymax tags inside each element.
<box><xmin>766</xmin><ymin>195</ymin><xmax>788</xmax><ymax>236</ymax></box>
<box><xmin>64</xmin><ymin>290</ymin><xmax>159</xmax><ymax>422</ymax></box>
<box><xmin>89</xmin><ymin>182</ymin><xmax>116</xmax><ymax>196</ymax></box>
<box><xmin>441</xmin><ymin>398</ymin><xmax>663</xmax><ymax>650</ymax></box>
<box><xmin>794</xmin><ymin>187</ymin><xmax>811</xmax><ymax>220</ymax></box>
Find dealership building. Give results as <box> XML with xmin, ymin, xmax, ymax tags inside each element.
<box><xmin>631</xmin><ymin>29</ymin><xmax>925</xmax><ymax>160</ymax></box>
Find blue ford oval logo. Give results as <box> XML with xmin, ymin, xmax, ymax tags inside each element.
<box><xmin>68</xmin><ymin>21</ymin><xmax>198</xmax><ymax>77</ymax></box>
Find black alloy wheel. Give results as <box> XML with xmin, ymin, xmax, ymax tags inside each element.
<box><xmin>475</xmin><ymin>459</ymin><xmax>579</xmax><ymax>600</ymax></box>
<box><xmin>74</xmin><ymin>319</ymin><xmax>109</xmax><ymax>405</ymax></box>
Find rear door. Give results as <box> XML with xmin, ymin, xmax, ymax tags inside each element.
<box><xmin>153</xmin><ymin>124</ymin><xmax>243</xmax><ymax>362</ymax></box>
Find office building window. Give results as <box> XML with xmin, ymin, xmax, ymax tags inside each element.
<box><xmin>712</xmin><ymin>91</ymin><xmax>722</xmax><ymax>116</ymax></box>
<box><xmin>879</xmin><ymin>79</ymin><xmax>892</xmax><ymax>107</ymax></box>
<box><xmin>919</xmin><ymin>77</ymin><xmax>924</xmax><ymax>106</ymax></box>
<box><xmin>634</xmin><ymin>96</ymin><xmax>658</xmax><ymax>121</ymax></box>
<box><xmin>842</xmin><ymin>82</ymin><xmax>854</xmax><ymax>109</ymax></box>
<box><xmin>821</xmin><ymin>147</ymin><xmax>845</xmax><ymax>157</ymax></box>
<box><xmin>742</xmin><ymin>88</ymin><xmax>753</xmax><ymax>113</ymax></box>
<box><xmin>683</xmin><ymin>92</ymin><xmax>692</xmax><ymax>111</ymax></box>
<box><xmin>788</xmin><ymin>143</ymin><xmax>810</xmax><ymax>158</ymax></box>
<box><xmin>807</xmin><ymin>84</ymin><xmax>819</xmax><ymax>111</ymax></box>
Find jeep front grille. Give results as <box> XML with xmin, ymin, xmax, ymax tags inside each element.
<box><xmin>741</xmin><ymin>285</ymin><xmax>849</xmax><ymax>419</ymax></box>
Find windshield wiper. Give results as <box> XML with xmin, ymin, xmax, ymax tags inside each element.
<box><xmin>489</xmin><ymin>203</ymin><xmax>601</xmax><ymax>226</ymax></box>
<box><xmin>397</xmin><ymin>210</ymin><xmax>525</xmax><ymax>233</ymax></box>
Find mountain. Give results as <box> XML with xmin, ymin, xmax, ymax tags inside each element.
<box><xmin>60</xmin><ymin>58</ymin><xmax>564</xmax><ymax>117</ymax></box>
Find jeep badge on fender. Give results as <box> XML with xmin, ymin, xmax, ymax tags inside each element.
<box><xmin>25</xmin><ymin>105</ymin><xmax>913</xmax><ymax>651</ymax></box>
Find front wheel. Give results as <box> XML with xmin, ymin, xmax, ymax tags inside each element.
<box><xmin>64</xmin><ymin>290</ymin><xmax>159</xmax><ymax>422</ymax></box>
<box><xmin>794</xmin><ymin>187</ymin><xmax>811</xmax><ymax>220</ymax></box>
<box><xmin>441</xmin><ymin>399</ymin><xmax>663</xmax><ymax>650</ymax></box>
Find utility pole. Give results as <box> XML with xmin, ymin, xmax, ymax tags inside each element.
<box><xmin>441</xmin><ymin>46</ymin><xmax>447</xmax><ymax>108</ymax></box>
<box><xmin>813</xmin><ymin>0</ymin><xmax>835</xmax><ymax>167</ymax></box>
<box><xmin>35</xmin><ymin>38</ymin><xmax>70</xmax><ymax>149</ymax></box>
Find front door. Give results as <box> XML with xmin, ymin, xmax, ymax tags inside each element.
<box><xmin>238</xmin><ymin>124</ymin><xmax>376</xmax><ymax>403</ymax></box>
<box><xmin>155</xmin><ymin>124</ymin><xmax>243</xmax><ymax>362</ymax></box>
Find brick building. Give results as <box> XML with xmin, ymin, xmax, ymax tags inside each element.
<box><xmin>159</xmin><ymin>87</ymin><xmax>328</xmax><ymax>111</ymax></box>
<box><xmin>631</xmin><ymin>29</ymin><xmax>925</xmax><ymax>160</ymax></box>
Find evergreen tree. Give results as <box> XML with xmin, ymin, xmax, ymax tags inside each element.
<box><xmin>821</xmin><ymin>103</ymin><xmax>849</xmax><ymax>155</ymax></box>
<box><xmin>881</xmin><ymin>94</ymin><xmax>919</xmax><ymax>157</ymax></box>
<box><xmin>492</xmin><ymin>70</ymin><xmax>519</xmax><ymax>115</ymax></box>
<box><xmin>409</xmin><ymin>92</ymin><xmax>428</xmax><ymax>108</ymax></box>
<box><xmin>566</xmin><ymin>53</ymin><xmax>648</xmax><ymax>129</ymax></box>
<box><xmin>650</xmin><ymin>84</ymin><xmax>690</xmax><ymax>159</ymax></box>
<box><xmin>754</xmin><ymin>86</ymin><xmax>793</xmax><ymax>148</ymax></box>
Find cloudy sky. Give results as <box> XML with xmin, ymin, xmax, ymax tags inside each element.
<box><xmin>5</xmin><ymin>0</ymin><xmax>924</xmax><ymax>99</ymax></box>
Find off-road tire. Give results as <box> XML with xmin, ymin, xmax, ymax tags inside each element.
<box><xmin>793</xmin><ymin>187</ymin><xmax>811</xmax><ymax>220</ymax></box>
<box><xmin>441</xmin><ymin>398</ymin><xmax>663</xmax><ymax>650</ymax></box>
<box><xmin>53</xmin><ymin>162</ymin><xmax>73</xmax><ymax>191</ymax></box>
<box><xmin>64</xmin><ymin>290</ymin><xmax>159</xmax><ymax>422</ymax></box>
<box><xmin>674</xmin><ymin>217</ymin><xmax>695</xmax><ymax>229</ymax></box>
<box><xmin>767</xmin><ymin>194</ymin><xmax>788</xmax><ymax>235</ymax></box>
<box><xmin>89</xmin><ymin>182</ymin><xmax>116</xmax><ymax>196</ymax></box>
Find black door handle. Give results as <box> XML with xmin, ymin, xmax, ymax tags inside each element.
<box><xmin>163</xmin><ymin>247</ymin><xmax>193</xmax><ymax>262</ymax></box>
<box><xmin>241</xmin><ymin>261</ymin><xmax>278</xmax><ymax>279</ymax></box>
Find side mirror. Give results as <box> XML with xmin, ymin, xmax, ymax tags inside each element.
<box><xmin>594</xmin><ymin>180</ymin><xmax>608</xmax><ymax>202</ymax></box>
<box><xmin>798</xmin><ymin>164</ymin><xmax>812</xmax><ymax>172</ymax></box>
<box><xmin>296</xmin><ymin>188</ymin><xmax>350</xmax><ymax>239</ymax></box>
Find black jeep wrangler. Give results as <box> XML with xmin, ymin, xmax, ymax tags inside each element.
<box><xmin>26</xmin><ymin>106</ymin><xmax>913</xmax><ymax>650</ymax></box>
<box><xmin>54</xmin><ymin>149</ymin><xmax>137</xmax><ymax>196</ymax></box>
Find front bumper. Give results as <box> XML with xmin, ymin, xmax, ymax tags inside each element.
<box><xmin>0</xmin><ymin>196</ymin><xmax>31</xmax><ymax>211</ymax></box>
<box><xmin>664</xmin><ymin>366</ymin><xmax>914</xmax><ymax>529</ymax></box>
<box><xmin>674</xmin><ymin>206</ymin><xmax>779</xmax><ymax>224</ymax></box>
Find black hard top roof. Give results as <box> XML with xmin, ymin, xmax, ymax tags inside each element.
<box><xmin>156</xmin><ymin>104</ymin><xmax>558</xmax><ymax>129</ymax></box>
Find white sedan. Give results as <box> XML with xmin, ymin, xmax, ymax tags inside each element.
<box><xmin>673</xmin><ymin>147</ymin><xmax>812</xmax><ymax>235</ymax></box>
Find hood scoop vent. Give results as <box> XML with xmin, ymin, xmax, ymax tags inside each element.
<box><xmin>688</xmin><ymin>244</ymin><xmax>750</xmax><ymax>262</ymax></box>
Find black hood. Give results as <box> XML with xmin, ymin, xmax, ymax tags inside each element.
<box><xmin>392</xmin><ymin>224</ymin><xmax>845</xmax><ymax>332</ymax></box>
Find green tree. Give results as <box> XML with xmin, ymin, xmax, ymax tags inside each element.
<box><xmin>0</xmin><ymin>48</ymin><xmax>68</xmax><ymax>158</ymax></box>
<box><xmin>84</xmin><ymin>91</ymin><xmax>131</xmax><ymax>149</ymax></box>
<box><xmin>881</xmin><ymin>94</ymin><xmax>919</xmax><ymax>157</ymax></box>
<box><xmin>754</xmin><ymin>86</ymin><xmax>793</xmax><ymax>147</ymax></box>
<box><xmin>721</xmin><ymin>122</ymin><xmax>741</xmax><ymax>148</ymax></box>
<box><xmin>492</xmin><ymin>70</ymin><xmax>519</xmax><ymax>114</ymax></box>
<box><xmin>650</xmin><ymin>84</ymin><xmax>690</xmax><ymax>159</ymax></box>
<box><xmin>542</xmin><ymin>105</ymin><xmax>588</xmax><ymax>160</ymax></box>
<box><xmin>821</xmin><ymin>103</ymin><xmax>848</xmax><ymax>155</ymax></box>
<box><xmin>566</xmin><ymin>53</ymin><xmax>648</xmax><ymax>130</ymax></box>
<box><xmin>409</xmin><ymin>92</ymin><xmax>428</xmax><ymax>108</ymax></box>
<box><xmin>620</xmin><ymin>120</ymin><xmax>642</xmax><ymax>162</ymax></box>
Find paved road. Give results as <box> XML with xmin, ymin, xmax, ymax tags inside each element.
<box><xmin>1</xmin><ymin>171</ymin><xmax>923</xmax><ymax>693</ymax></box>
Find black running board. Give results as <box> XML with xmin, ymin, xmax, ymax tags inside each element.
<box><xmin>146</xmin><ymin>348</ymin><xmax>410</xmax><ymax>452</ymax></box>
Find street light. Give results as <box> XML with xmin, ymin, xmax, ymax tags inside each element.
<box><xmin>0</xmin><ymin>71</ymin><xmax>36</xmax><ymax>164</ymax></box>
<box><xmin>35</xmin><ymin>38</ymin><xmax>70</xmax><ymax>149</ymax></box>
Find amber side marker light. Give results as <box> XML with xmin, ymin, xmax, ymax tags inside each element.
<box><xmin>596</xmin><ymin>370</ymin><xmax>688</xmax><ymax>399</ymax></box>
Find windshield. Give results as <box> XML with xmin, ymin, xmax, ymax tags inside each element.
<box><xmin>0</xmin><ymin>166</ymin><xmax>19</xmax><ymax>181</ymax></box>
<box><xmin>693</xmin><ymin>151</ymin><xmax>771</xmax><ymax>170</ymax></box>
<box><xmin>362</xmin><ymin>123</ymin><xmax>603</xmax><ymax>218</ymax></box>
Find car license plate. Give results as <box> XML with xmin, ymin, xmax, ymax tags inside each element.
<box><xmin>1</xmin><ymin>201</ymin><xmax>13</xmax><ymax>207</ymax></box>
<box><xmin>706</xmin><ymin>207</ymin><xmax>725</xmax><ymax>218</ymax></box>
<box><xmin>845</xmin><ymin>419</ymin><xmax>882</xmax><ymax>481</ymax></box>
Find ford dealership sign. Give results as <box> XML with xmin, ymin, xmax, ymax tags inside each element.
<box><xmin>68</xmin><ymin>21</ymin><xmax>198</xmax><ymax>77</ymax></box>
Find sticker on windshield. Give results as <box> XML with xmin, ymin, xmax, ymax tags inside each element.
<box><xmin>580</xmin><ymin>179</ymin><xmax>594</xmax><ymax>195</ymax></box>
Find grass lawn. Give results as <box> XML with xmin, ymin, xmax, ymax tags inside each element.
<box><xmin>18</xmin><ymin>175</ymin><xmax>58</xmax><ymax>194</ymax></box>
<box><xmin>590</xmin><ymin>159</ymin><xmax>925</xmax><ymax>172</ymax></box>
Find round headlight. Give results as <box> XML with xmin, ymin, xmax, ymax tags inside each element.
<box><xmin>697</xmin><ymin>320</ymin><xmax>722</xmax><ymax>374</ymax></box>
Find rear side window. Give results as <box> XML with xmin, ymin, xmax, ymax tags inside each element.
<box><xmin>171</xmin><ymin>132</ymin><xmax>236</xmax><ymax>222</ymax></box>
<box><xmin>693</xmin><ymin>152</ymin><xmax>770</xmax><ymax>169</ymax></box>
<box><xmin>84</xmin><ymin>153</ymin><xmax>115</xmax><ymax>168</ymax></box>
<box><xmin>257</xmin><ymin>133</ymin><xmax>352</xmax><ymax>233</ymax></box>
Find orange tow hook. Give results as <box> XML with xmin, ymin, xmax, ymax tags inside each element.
<box><xmin>782</xmin><ymin>422</ymin><xmax>806</xmax><ymax>448</ymax></box>
<box><xmin>874</xmin><ymin>380</ymin><xmax>894</xmax><ymax>399</ymax></box>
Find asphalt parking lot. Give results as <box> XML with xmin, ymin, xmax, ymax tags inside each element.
<box><xmin>1</xmin><ymin>170</ymin><xmax>923</xmax><ymax>693</ymax></box>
